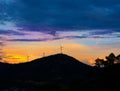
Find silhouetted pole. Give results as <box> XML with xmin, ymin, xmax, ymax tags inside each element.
<box><xmin>0</xmin><ymin>48</ymin><xmax>4</xmax><ymax>60</ymax></box>
<box><xmin>0</xmin><ymin>48</ymin><xmax>2</xmax><ymax>60</ymax></box>
<box><xmin>60</xmin><ymin>46</ymin><xmax>63</xmax><ymax>54</ymax></box>
<box><xmin>43</xmin><ymin>52</ymin><xmax>45</xmax><ymax>57</ymax></box>
<box><xmin>27</xmin><ymin>55</ymin><xmax>29</xmax><ymax>62</ymax></box>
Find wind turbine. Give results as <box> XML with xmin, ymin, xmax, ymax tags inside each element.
<box><xmin>43</xmin><ymin>52</ymin><xmax>45</xmax><ymax>57</ymax></box>
<box><xmin>27</xmin><ymin>55</ymin><xmax>30</xmax><ymax>62</ymax></box>
<box><xmin>60</xmin><ymin>45</ymin><xmax>63</xmax><ymax>54</ymax></box>
<box><xmin>0</xmin><ymin>49</ymin><xmax>5</xmax><ymax>61</ymax></box>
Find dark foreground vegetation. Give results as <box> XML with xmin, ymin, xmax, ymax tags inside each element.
<box><xmin>0</xmin><ymin>53</ymin><xmax>120</xmax><ymax>91</ymax></box>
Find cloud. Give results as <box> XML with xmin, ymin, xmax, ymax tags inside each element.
<box><xmin>0</xmin><ymin>0</ymin><xmax>120</xmax><ymax>43</ymax></box>
<box><xmin>0</xmin><ymin>42</ymin><xmax>4</xmax><ymax>46</ymax></box>
<box><xmin>0</xmin><ymin>38</ymin><xmax>6</xmax><ymax>48</ymax></box>
<box><xmin>65</xmin><ymin>35</ymin><xmax>87</xmax><ymax>39</ymax></box>
<box><xmin>5</xmin><ymin>35</ymin><xmax>105</xmax><ymax>42</ymax></box>
<box><xmin>1</xmin><ymin>0</ymin><xmax>120</xmax><ymax>31</ymax></box>
<box><xmin>6</xmin><ymin>29</ymin><xmax>120</xmax><ymax>42</ymax></box>
<box><xmin>89</xmin><ymin>29</ymin><xmax>120</xmax><ymax>38</ymax></box>
<box><xmin>90</xmin><ymin>30</ymin><xmax>113</xmax><ymax>35</ymax></box>
<box><xmin>0</xmin><ymin>30</ymin><xmax>26</xmax><ymax>35</ymax></box>
<box><xmin>8</xmin><ymin>38</ymin><xmax>48</xmax><ymax>42</ymax></box>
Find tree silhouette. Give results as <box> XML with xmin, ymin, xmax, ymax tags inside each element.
<box><xmin>95</xmin><ymin>58</ymin><xmax>105</xmax><ymax>68</ymax></box>
<box><xmin>106</xmin><ymin>53</ymin><xmax>115</xmax><ymax>65</ymax></box>
<box><xmin>116</xmin><ymin>55</ymin><xmax>120</xmax><ymax>63</ymax></box>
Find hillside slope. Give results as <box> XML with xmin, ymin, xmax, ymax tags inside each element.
<box><xmin>0</xmin><ymin>54</ymin><xmax>95</xmax><ymax>82</ymax></box>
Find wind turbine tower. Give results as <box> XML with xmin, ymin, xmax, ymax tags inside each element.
<box><xmin>60</xmin><ymin>45</ymin><xmax>63</xmax><ymax>54</ymax></box>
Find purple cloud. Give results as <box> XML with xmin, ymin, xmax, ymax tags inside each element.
<box><xmin>8</xmin><ymin>38</ymin><xmax>48</xmax><ymax>42</ymax></box>
<box><xmin>0</xmin><ymin>30</ymin><xmax>26</xmax><ymax>35</ymax></box>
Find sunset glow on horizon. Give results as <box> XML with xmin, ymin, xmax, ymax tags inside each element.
<box><xmin>1</xmin><ymin>37</ymin><xmax>120</xmax><ymax>65</ymax></box>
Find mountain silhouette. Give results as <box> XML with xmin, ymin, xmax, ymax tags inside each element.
<box><xmin>0</xmin><ymin>53</ymin><xmax>95</xmax><ymax>82</ymax></box>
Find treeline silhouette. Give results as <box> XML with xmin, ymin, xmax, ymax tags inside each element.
<box><xmin>95</xmin><ymin>53</ymin><xmax>120</xmax><ymax>68</ymax></box>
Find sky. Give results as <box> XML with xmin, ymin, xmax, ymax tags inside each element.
<box><xmin>0</xmin><ymin>0</ymin><xmax>120</xmax><ymax>65</ymax></box>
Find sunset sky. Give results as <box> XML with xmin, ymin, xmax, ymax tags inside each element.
<box><xmin>0</xmin><ymin>0</ymin><xmax>120</xmax><ymax>65</ymax></box>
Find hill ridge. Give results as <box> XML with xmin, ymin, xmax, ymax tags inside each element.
<box><xmin>0</xmin><ymin>53</ymin><xmax>94</xmax><ymax>82</ymax></box>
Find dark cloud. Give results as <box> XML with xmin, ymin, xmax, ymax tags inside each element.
<box><xmin>1</xmin><ymin>0</ymin><xmax>120</xmax><ymax>32</ymax></box>
<box><xmin>0</xmin><ymin>37</ymin><xmax>3</xmax><ymax>46</ymax></box>
<box><xmin>0</xmin><ymin>30</ymin><xmax>26</xmax><ymax>35</ymax></box>
<box><xmin>8</xmin><ymin>38</ymin><xmax>48</xmax><ymax>42</ymax></box>
<box><xmin>7</xmin><ymin>35</ymin><xmax>104</xmax><ymax>42</ymax></box>
<box><xmin>0</xmin><ymin>36</ymin><xmax>3</xmax><ymax>39</ymax></box>
<box><xmin>91</xmin><ymin>36</ymin><xmax>105</xmax><ymax>38</ymax></box>
<box><xmin>65</xmin><ymin>35</ymin><xmax>87</xmax><ymax>39</ymax></box>
<box><xmin>90</xmin><ymin>30</ymin><xmax>114</xmax><ymax>35</ymax></box>
<box><xmin>0</xmin><ymin>36</ymin><xmax>5</xmax><ymax>46</ymax></box>
<box><xmin>8</xmin><ymin>37</ymin><xmax>69</xmax><ymax>42</ymax></box>
<box><xmin>0</xmin><ymin>57</ymin><xmax>2</xmax><ymax>60</ymax></box>
<box><xmin>0</xmin><ymin>42</ymin><xmax>4</xmax><ymax>46</ymax></box>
